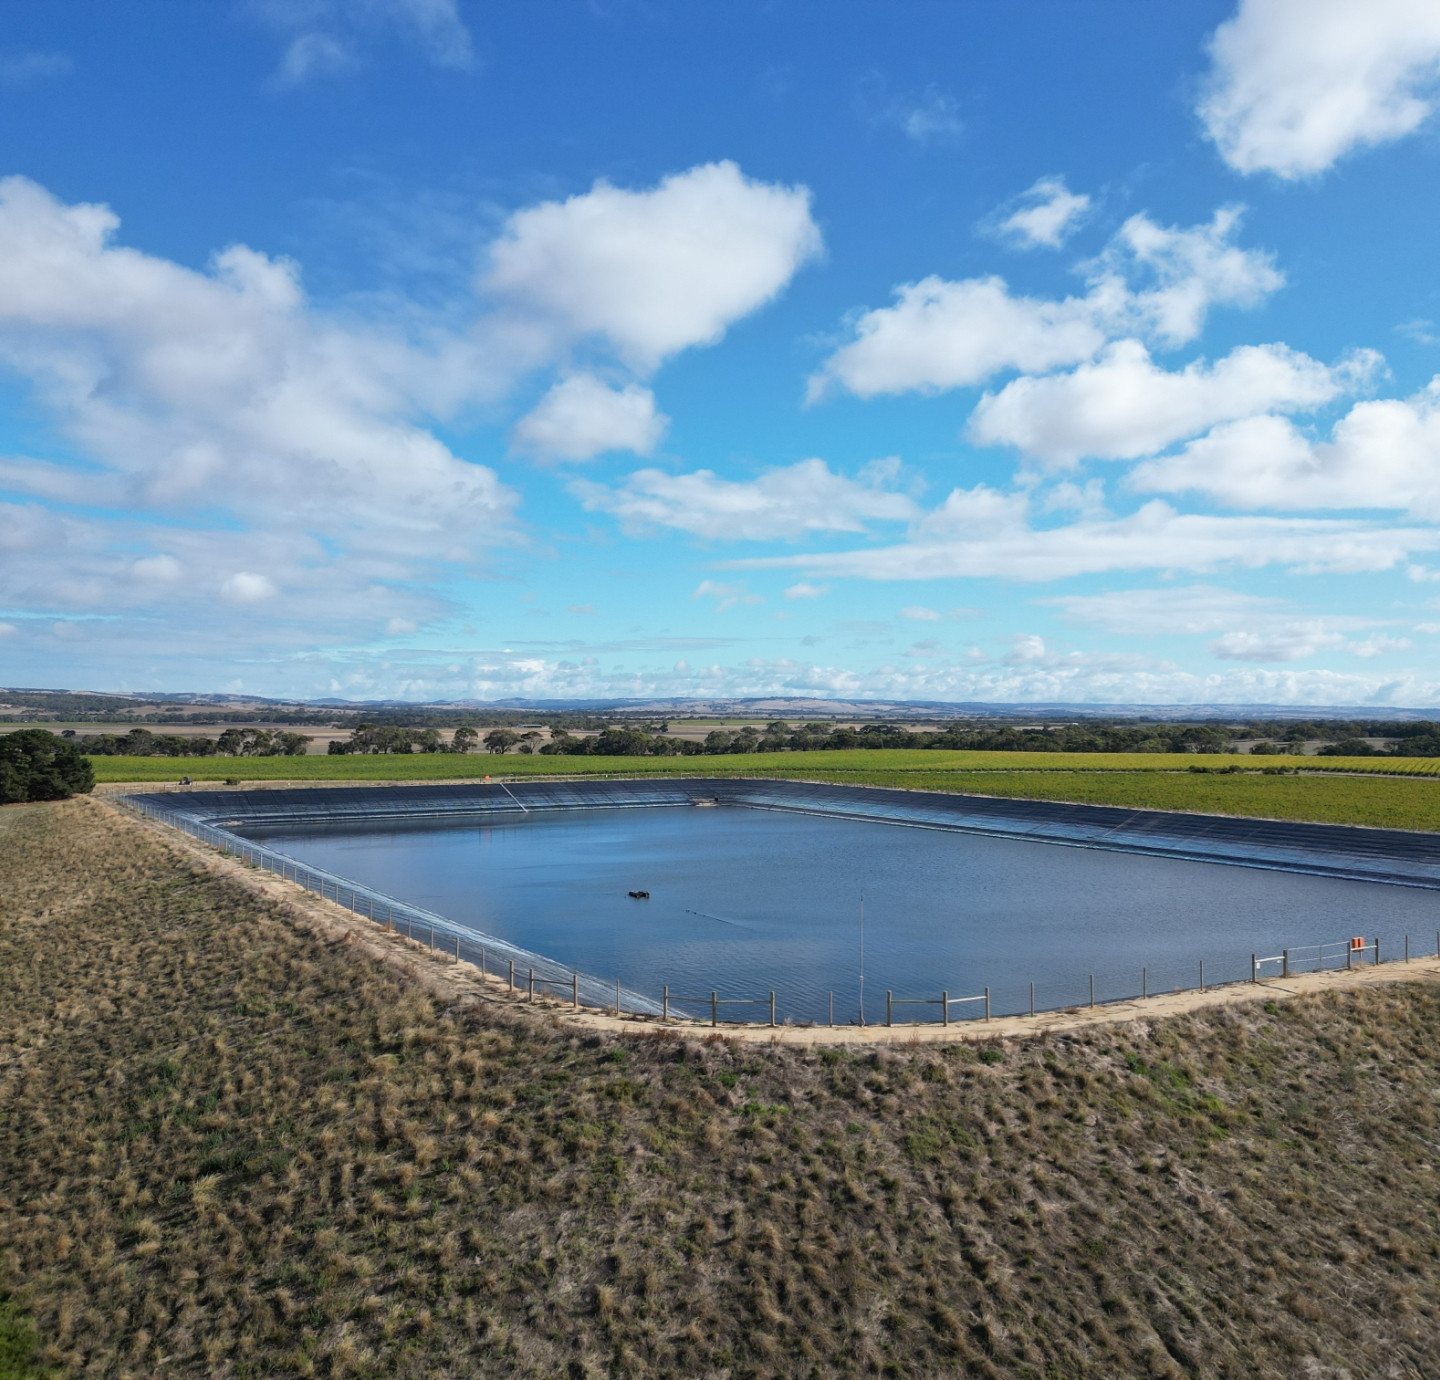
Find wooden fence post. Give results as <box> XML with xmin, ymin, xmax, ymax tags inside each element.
<box><xmin>1029</xmin><ymin>981</ymin><xmax>1035</xmax><ymax>1018</ymax></box>
<box><xmin>885</xmin><ymin>991</ymin><xmax>892</xmax><ymax>1027</ymax></box>
<box><xmin>1251</xmin><ymin>953</ymin><xmax>1258</xmax><ymax>983</ymax></box>
<box><xmin>769</xmin><ymin>992</ymin><xmax>775</xmax><ymax>1027</ymax></box>
<box><xmin>1089</xmin><ymin>974</ymin><xmax>1095</xmax><ymax>1008</ymax></box>
<box><xmin>828</xmin><ymin>991</ymin><xmax>834</xmax><ymax>1027</ymax></box>
<box><xmin>508</xmin><ymin>959</ymin><xmax>514</xmax><ymax>993</ymax></box>
<box><xmin>1199</xmin><ymin>959</ymin><xmax>1204</xmax><ymax>992</ymax></box>
<box><xmin>984</xmin><ymin>988</ymin><xmax>990</xmax><ymax>1022</ymax></box>
<box><xmin>1142</xmin><ymin>967</ymin><xmax>1147</xmax><ymax>999</ymax></box>
<box><xmin>711</xmin><ymin>991</ymin><xmax>717</xmax><ymax>1028</ymax></box>
<box><xmin>942</xmin><ymin>991</ymin><xmax>948</xmax><ymax>1028</ymax></box>
<box><xmin>529</xmin><ymin>968</ymin><xmax>535</xmax><ymax>1002</ymax></box>
<box><xmin>662</xmin><ymin>985</ymin><xmax>669</xmax><ymax>1021</ymax></box>
<box><xmin>573</xmin><ymin>973</ymin><xmax>580</xmax><ymax>1009</ymax></box>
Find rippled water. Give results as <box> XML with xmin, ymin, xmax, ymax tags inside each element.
<box><xmin>250</xmin><ymin>804</ymin><xmax>1440</xmax><ymax>1023</ymax></box>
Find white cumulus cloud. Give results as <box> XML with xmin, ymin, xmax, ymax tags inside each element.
<box><xmin>809</xmin><ymin>276</ymin><xmax>1106</xmax><ymax>400</ymax></box>
<box><xmin>1131</xmin><ymin>377</ymin><xmax>1440</xmax><ymax>516</ymax></box>
<box><xmin>991</xmin><ymin>176</ymin><xmax>1091</xmax><ymax>250</ymax></box>
<box><xmin>810</xmin><ymin>207</ymin><xmax>1281</xmax><ymax>399</ymax></box>
<box><xmin>0</xmin><ymin>175</ymin><xmax>517</xmax><ymax>641</ymax></box>
<box><xmin>571</xmin><ymin>457</ymin><xmax>918</xmax><ymax>542</ymax></box>
<box><xmin>484</xmin><ymin>161</ymin><xmax>821</xmax><ymax>372</ymax></box>
<box><xmin>510</xmin><ymin>374</ymin><xmax>668</xmax><ymax>462</ymax></box>
<box><xmin>970</xmin><ymin>339</ymin><xmax>1373</xmax><ymax>466</ymax></box>
<box><xmin>1199</xmin><ymin>0</ymin><xmax>1440</xmax><ymax>178</ymax></box>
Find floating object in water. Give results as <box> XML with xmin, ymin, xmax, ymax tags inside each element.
<box><xmin>628</xmin><ymin>889</ymin><xmax>650</xmax><ymax>900</ymax></box>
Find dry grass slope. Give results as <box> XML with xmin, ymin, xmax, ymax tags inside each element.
<box><xmin>2</xmin><ymin>800</ymin><xmax>1439</xmax><ymax>1378</ymax></box>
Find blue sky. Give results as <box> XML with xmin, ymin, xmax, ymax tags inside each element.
<box><xmin>5</xmin><ymin>0</ymin><xmax>1440</xmax><ymax>705</ymax></box>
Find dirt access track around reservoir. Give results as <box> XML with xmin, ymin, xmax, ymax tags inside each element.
<box><xmin>114</xmin><ymin>793</ymin><xmax>1440</xmax><ymax>1047</ymax></box>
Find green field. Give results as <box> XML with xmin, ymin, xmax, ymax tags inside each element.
<box><xmin>91</xmin><ymin>746</ymin><xmax>1440</xmax><ymax>782</ymax></box>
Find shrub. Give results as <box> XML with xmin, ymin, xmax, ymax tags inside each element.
<box><xmin>0</xmin><ymin>729</ymin><xmax>94</xmax><ymax>803</ymax></box>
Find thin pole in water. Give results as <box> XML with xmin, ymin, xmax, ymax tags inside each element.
<box><xmin>1089</xmin><ymin>974</ymin><xmax>1095</xmax><ymax>1008</ymax></box>
<box><xmin>828</xmin><ymin>991</ymin><xmax>834</xmax><ymax>1027</ymax></box>
<box><xmin>1030</xmin><ymin>981</ymin><xmax>1035</xmax><ymax>1018</ymax></box>
<box><xmin>1199</xmin><ymin>959</ymin><xmax>1204</xmax><ymax>993</ymax></box>
<box><xmin>1142</xmin><ymin>967</ymin><xmax>1147</xmax><ymax>1000</ymax></box>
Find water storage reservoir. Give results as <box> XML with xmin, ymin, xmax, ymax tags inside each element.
<box><xmin>168</xmin><ymin>779</ymin><xmax>1440</xmax><ymax>1024</ymax></box>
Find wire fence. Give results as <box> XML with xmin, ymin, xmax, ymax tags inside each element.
<box><xmin>125</xmin><ymin>792</ymin><xmax>1440</xmax><ymax>1032</ymax></box>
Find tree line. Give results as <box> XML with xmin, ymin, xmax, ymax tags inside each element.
<box><xmin>73</xmin><ymin>728</ymin><xmax>311</xmax><ymax>757</ymax></box>
<box><xmin>312</xmin><ymin>718</ymin><xmax>1440</xmax><ymax>758</ymax></box>
<box><xmin>53</xmin><ymin>716</ymin><xmax>1440</xmax><ymax>760</ymax></box>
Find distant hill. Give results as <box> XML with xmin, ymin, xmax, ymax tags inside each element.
<box><xmin>8</xmin><ymin>687</ymin><xmax>1440</xmax><ymax>723</ymax></box>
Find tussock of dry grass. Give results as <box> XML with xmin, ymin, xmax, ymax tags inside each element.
<box><xmin>2</xmin><ymin>800</ymin><xmax>1440</xmax><ymax>1377</ymax></box>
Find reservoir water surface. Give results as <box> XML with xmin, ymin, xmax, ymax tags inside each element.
<box><xmin>248</xmin><ymin>803</ymin><xmax>1440</xmax><ymax>1023</ymax></box>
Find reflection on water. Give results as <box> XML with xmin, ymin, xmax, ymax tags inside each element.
<box><xmin>251</xmin><ymin>805</ymin><xmax>1438</xmax><ymax>1022</ymax></box>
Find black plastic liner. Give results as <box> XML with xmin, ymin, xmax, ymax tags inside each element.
<box><xmin>130</xmin><ymin>775</ymin><xmax>1440</xmax><ymax>890</ymax></box>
